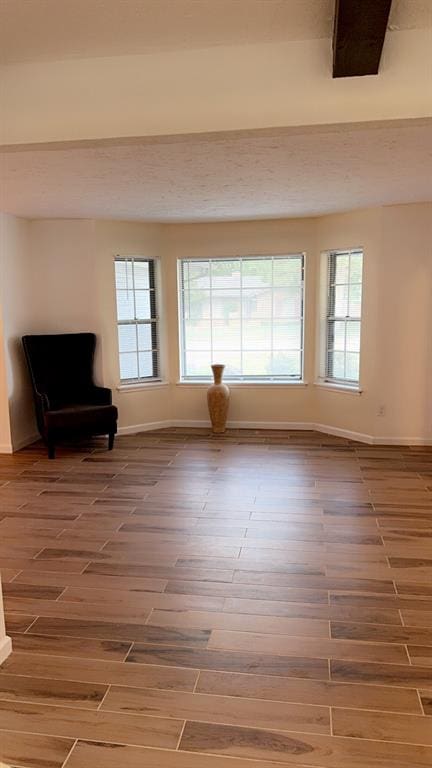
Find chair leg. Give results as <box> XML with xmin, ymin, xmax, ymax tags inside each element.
<box><xmin>108</xmin><ymin>432</ymin><xmax>115</xmax><ymax>451</ymax></box>
<box><xmin>48</xmin><ymin>441</ymin><xmax>56</xmax><ymax>460</ymax></box>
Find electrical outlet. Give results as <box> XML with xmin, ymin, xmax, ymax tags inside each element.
<box><xmin>377</xmin><ymin>405</ymin><xmax>385</xmax><ymax>417</ymax></box>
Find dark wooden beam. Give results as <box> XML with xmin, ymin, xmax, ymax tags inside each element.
<box><xmin>333</xmin><ymin>0</ymin><xmax>393</xmax><ymax>78</ymax></box>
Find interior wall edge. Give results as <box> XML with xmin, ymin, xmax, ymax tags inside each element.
<box><xmin>0</xmin><ymin>636</ymin><xmax>12</xmax><ymax>665</ymax></box>
<box><xmin>10</xmin><ymin>431</ymin><xmax>40</xmax><ymax>452</ymax></box>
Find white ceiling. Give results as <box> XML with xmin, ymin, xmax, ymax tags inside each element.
<box><xmin>0</xmin><ymin>0</ymin><xmax>430</xmax><ymax>65</ymax></box>
<box><xmin>1</xmin><ymin>121</ymin><xmax>431</xmax><ymax>222</ymax></box>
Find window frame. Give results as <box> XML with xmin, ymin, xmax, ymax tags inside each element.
<box><xmin>324</xmin><ymin>248</ymin><xmax>363</xmax><ymax>388</ymax></box>
<box><xmin>114</xmin><ymin>256</ymin><xmax>160</xmax><ymax>385</ymax></box>
<box><xmin>178</xmin><ymin>253</ymin><xmax>305</xmax><ymax>383</ymax></box>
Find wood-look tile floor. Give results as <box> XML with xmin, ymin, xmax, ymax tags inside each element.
<box><xmin>0</xmin><ymin>427</ymin><xmax>431</xmax><ymax>768</ymax></box>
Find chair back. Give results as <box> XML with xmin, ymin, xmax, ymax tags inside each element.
<box><xmin>22</xmin><ymin>333</ymin><xmax>97</xmax><ymax>408</ymax></box>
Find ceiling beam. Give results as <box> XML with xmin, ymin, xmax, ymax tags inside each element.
<box><xmin>333</xmin><ymin>0</ymin><xmax>393</xmax><ymax>78</ymax></box>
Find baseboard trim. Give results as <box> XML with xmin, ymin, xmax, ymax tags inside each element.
<box><xmin>170</xmin><ymin>419</ymin><xmax>316</xmax><ymax>431</ymax></box>
<box><xmin>5</xmin><ymin>422</ymin><xmax>428</xmax><ymax>452</ymax></box>
<box><xmin>372</xmin><ymin>436</ymin><xmax>432</xmax><ymax>446</ymax></box>
<box><xmin>118</xmin><ymin>420</ymin><xmax>174</xmax><ymax>435</ymax></box>
<box><xmin>313</xmin><ymin>423</ymin><xmax>374</xmax><ymax>444</ymax></box>
<box><xmin>119</xmin><ymin>419</ymin><xmax>313</xmax><ymax>434</ymax></box>
<box><xmin>117</xmin><ymin>418</ymin><xmax>430</xmax><ymax>445</ymax></box>
<box><xmin>0</xmin><ymin>635</ymin><xmax>12</xmax><ymax>665</ymax></box>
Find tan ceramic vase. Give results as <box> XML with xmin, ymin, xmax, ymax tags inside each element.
<box><xmin>207</xmin><ymin>364</ymin><xmax>230</xmax><ymax>434</ymax></box>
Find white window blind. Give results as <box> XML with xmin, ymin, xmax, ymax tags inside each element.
<box><xmin>179</xmin><ymin>255</ymin><xmax>304</xmax><ymax>381</ymax></box>
<box><xmin>115</xmin><ymin>258</ymin><xmax>159</xmax><ymax>382</ymax></box>
<box><xmin>325</xmin><ymin>249</ymin><xmax>363</xmax><ymax>385</ymax></box>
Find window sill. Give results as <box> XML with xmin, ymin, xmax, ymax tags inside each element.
<box><xmin>176</xmin><ymin>380</ymin><xmax>308</xmax><ymax>389</ymax></box>
<box><xmin>117</xmin><ymin>381</ymin><xmax>169</xmax><ymax>392</ymax></box>
<box><xmin>314</xmin><ymin>381</ymin><xmax>362</xmax><ymax>395</ymax></box>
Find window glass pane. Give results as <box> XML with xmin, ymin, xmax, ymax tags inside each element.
<box><xmin>118</xmin><ymin>325</ymin><xmax>136</xmax><ymax>353</ymax></box>
<box><xmin>137</xmin><ymin>324</ymin><xmax>153</xmax><ymax>351</ymax></box>
<box><xmin>334</xmin><ymin>285</ymin><xmax>349</xmax><ymax>317</ymax></box>
<box><xmin>334</xmin><ymin>254</ymin><xmax>349</xmax><ymax>283</ymax></box>
<box><xmin>273</xmin><ymin>320</ymin><xmax>301</xmax><ymax>351</ymax></box>
<box><xmin>345</xmin><ymin>352</ymin><xmax>360</xmax><ymax>381</ymax></box>
<box><xmin>273</xmin><ymin>287</ymin><xmax>302</xmax><ymax>318</ymax></box>
<box><xmin>272</xmin><ymin>351</ymin><xmax>301</xmax><ymax>377</ymax></box>
<box><xmin>184</xmin><ymin>319</ymin><xmax>211</xmax><ymax>350</ymax></box>
<box><xmin>185</xmin><ymin>350</ymin><xmax>212</xmax><ymax>377</ymax></box>
<box><xmin>211</xmin><ymin>350</ymin><xmax>241</xmax><ymax>376</ymax></box>
<box><xmin>349</xmin><ymin>283</ymin><xmax>362</xmax><ymax>316</ymax></box>
<box><xmin>350</xmin><ymin>253</ymin><xmax>363</xmax><ymax>283</ymax></box>
<box><xmin>212</xmin><ymin>319</ymin><xmax>241</xmax><ymax>351</ymax></box>
<box><xmin>138</xmin><ymin>351</ymin><xmax>153</xmax><ymax>378</ymax></box>
<box><xmin>242</xmin><ymin>288</ymin><xmax>272</xmax><ymax>319</ymax></box>
<box><xmin>133</xmin><ymin>261</ymin><xmax>150</xmax><ymax>289</ymax></box>
<box><xmin>115</xmin><ymin>260</ymin><xmax>133</xmax><ymax>290</ymax></box>
<box><xmin>243</xmin><ymin>351</ymin><xmax>272</xmax><ymax>376</ymax></box>
<box><xmin>242</xmin><ymin>259</ymin><xmax>272</xmax><ymax>288</ymax></box>
<box><xmin>120</xmin><ymin>352</ymin><xmax>138</xmax><ymax>380</ymax></box>
<box><xmin>211</xmin><ymin>260</ymin><xmax>241</xmax><ymax>289</ymax></box>
<box><xmin>211</xmin><ymin>290</ymin><xmax>241</xmax><ymax>320</ymax></box>
<box><xmin>328</xmin><ymin>350</ymin><xmax>345</xmax><ymax>379</ymax></box>
<box><xmin>183</xmin><ymin>261</ymin><xmax>210</xmax><ymax>289</ymax></box>
<box><xmin>116</xmin><ymin>290</ymin><xmax>135</xmax><ymax>321</ymax></box>
<box><xmin>135</xmin><ymin>290</ymin><xmax>151</xmax><ymax>319</ymax></box>
<box><xmin>346</xmin><ymin>321</ymin><xmax>361</xmax><ymax>352</ymax></box>
<box><xmin>242</xmin><ymin>320</ymin><xmax>271</xmax><ymax>351</ymax></box>
<box><xmin>331</xmin><ymin>321</ymin><xmax>346</xmax><ymax>351</ymax></box>
<box><xmin>183</xmin><ymin>290</ymin><xmax>211</xmax><ymax>320</ymax></box>
<box><xmin>273</xmin><ymin>258</ymin><xmax>302</xmax><ymax>287</ymax></box>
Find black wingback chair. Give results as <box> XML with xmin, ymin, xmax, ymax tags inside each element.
<box><xmin>22</xmin><ymin>333</ymin><xmax>118</xmax><ymax>459</ymax></box>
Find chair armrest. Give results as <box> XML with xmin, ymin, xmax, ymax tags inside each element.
<box><xmin>89</xmin><ymin>386</ymin><xmax>113</xmax><ymax>405</ymax></box>
<box><xmin>32</xmin><ymin>390</ymin><xmax>51</xmax><ymax>435</ymax></box>
<box><xmin>36</xmin><ymin>391</ymin><xmax>51</xmax><ymax>410</ymax></box>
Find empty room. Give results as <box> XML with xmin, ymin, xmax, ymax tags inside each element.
<box><xmin>0</xmin><ymin>1</ymin><xmax>432</xmax><ymax>767</ymax></box>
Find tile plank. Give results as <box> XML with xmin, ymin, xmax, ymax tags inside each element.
<box><xmin>197</xmin><ymin>669</ymin><xmax>422</xmax><ymax>713</ymax></box>
<box><xmin>179</xmin><ymin>720</ymin><xmax>432</xmax><ymax>767</ymax></box>
<box><xmin>102</xmin><ymin>685</ymin><xmax>330</xmax><ymax>734</ymax></box>
<box><xmin>332</xmin><ymin>707</ymin><xmax>432</xmax><ymax>745</ymax></box>
<box><xmin>0</xmin><ymin>730</ymin><xmax>74</xmax><ymax>768</ymax></box>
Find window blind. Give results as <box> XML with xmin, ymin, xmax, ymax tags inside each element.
<box><xmin>325</xmin><ymin>249</ymin><xmax>363</xmax><ymax>384</ymax></box>
<box><xmin>115</xmin><ymin>257</ymin><xmax>159</xmax><ymax>382</ymax></box>
<box><xmin>179</xmin><ymin>255</ymin><xmax>304</xmax><ymax>381</ymax></box>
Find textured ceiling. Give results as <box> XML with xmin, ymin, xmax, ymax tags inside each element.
<box><xmin>0</xmin><ymin>0</ymin><xmax>430</xmax><ymax>64</ymax></box>
<box><xmin>1</xmin><ymin>121</ymin><xmax>431</xmax><ymax>222</ymax></box>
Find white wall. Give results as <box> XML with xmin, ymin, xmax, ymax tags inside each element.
<box><xmin>0</xmin><ymin>203</ymin><xmax>430</xmax><ymax>450</ymax></box>
<box><xmin>375</xmin><ymin>204</ymin><xmax>432</xmax><ymax>440</ymax></box>
<box><xmin>1</xmin><ymin>29</ymin><xmax>431</xmax><ymax>145</ymax></box>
